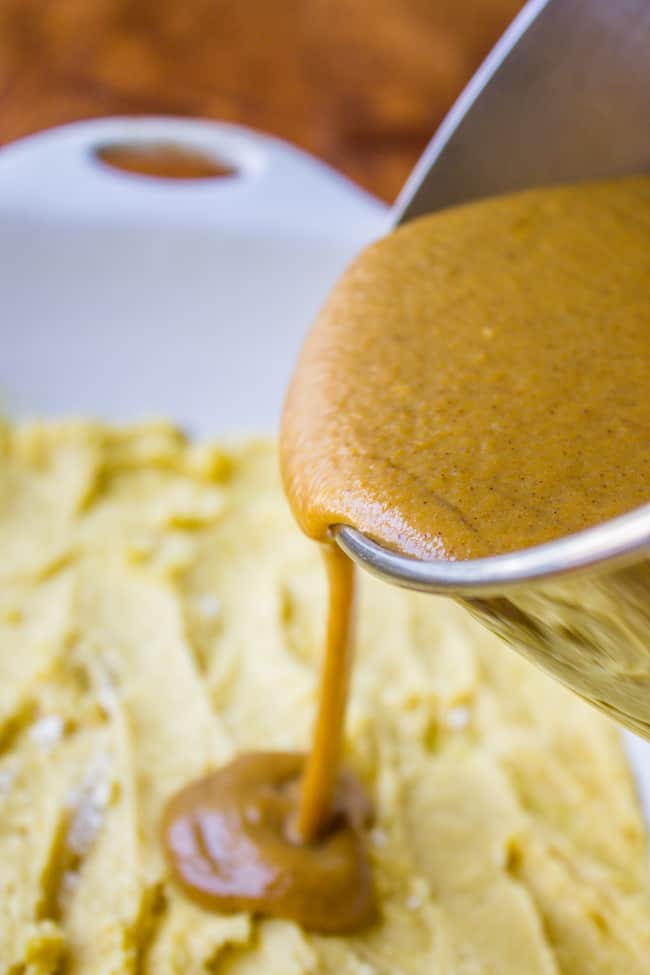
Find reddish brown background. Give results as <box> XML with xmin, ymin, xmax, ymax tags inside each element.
<box><xmin>0</xmin><ymin>0</ymin><xmax>524</xmax><ymax>202</ymax></box>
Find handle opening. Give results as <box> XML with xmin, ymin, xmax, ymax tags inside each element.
<box><xmin>95</xmin><ymin>139</ymin><xmax>238</xmax><ymax>182</ymax></box>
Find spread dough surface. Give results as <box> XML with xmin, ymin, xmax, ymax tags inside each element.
<box><xmin>2</xmin><ymin>421</ymin><xmax>650</xmax><ymax>974</ymax></box>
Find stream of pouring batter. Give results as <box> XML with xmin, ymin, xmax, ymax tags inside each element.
<box><xmin>162</xmin><ymin>539</ymin><xmax>374</xmax><ymax>932</ymax></box>
<box><xmin>295</xmin><ymin>544</ymin><xmax>357</xmax><ymax>841</ymax></box>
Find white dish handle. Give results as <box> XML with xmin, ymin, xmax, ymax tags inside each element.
<box><xmin>0</xmin><ymin>116</ymin><xmax>387</xmax><ymax>238</ymax></box>
<box><xmin>0</xmin><ymin>117</ymin><xmax>387</xmax><ymax>433</ymax></box>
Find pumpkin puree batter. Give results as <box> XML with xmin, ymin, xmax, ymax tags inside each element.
<box><xmin>282</xmin><ymin>177</ymin><xmax>650</xmax><ymax>560</ymax></box>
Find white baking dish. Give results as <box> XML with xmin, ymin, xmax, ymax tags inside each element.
<box><xmin>0</xmin><ymin>117</ymin><xmax>387</xmax><ymax>433</ymax></box>
<box><xmin>1</xmin><ymin>115</ymin><xmax>648</xmax><ymax>819</ymax></box>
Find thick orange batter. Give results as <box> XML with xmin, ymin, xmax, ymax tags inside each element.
<box><xmin>281</xmin><ymin>177</ymin><xmax>650</xmax><ymax>560</ymax></box>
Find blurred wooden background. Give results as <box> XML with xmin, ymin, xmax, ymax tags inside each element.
<box><xmin>0</xmin><ymin>0</ymin><xmax>524</xmax><ymax>201</ymax></box>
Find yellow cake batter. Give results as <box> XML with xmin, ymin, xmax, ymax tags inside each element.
<box><xmin>1</xmin><ymin>421</ymin><xmax>650</xmax><ymax>973</ymax></box>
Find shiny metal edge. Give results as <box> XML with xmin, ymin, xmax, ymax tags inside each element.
<box><xmin>333</xmin><ymin>503</ymin><xmax>650</xmax><ymax>595</ymax></box>
<box><xmin>393</xmin><ymin>0</ymin><xmax>650</xmax><ymax>223</ymax></box>
<box><xmin>392</xmin><ymin>0</ymin><xmax>551</xmax><ymax>224</ymax></box>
